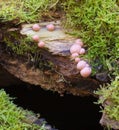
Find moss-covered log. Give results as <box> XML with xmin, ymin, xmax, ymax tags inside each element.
<box><xmin>1</xmin><ymin>1</ymin><xmax>119</xmax><ymax>129</ymax></box>
<box><xmin>0</xmin><ymin>21</ymin><xmax>102</xmax><ymax>96</ymax></box>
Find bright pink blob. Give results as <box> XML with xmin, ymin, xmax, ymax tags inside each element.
<box><xmin>85</xmin><ymin>63</ymin><xmax>90</xmax><ymax>67</ymax></box>
<box><xmin>80</xmin><ymin>67</ymin><xmax>92</xmax><ymax>78</ymax></box>
<box><xmin>32</xmin><ymin>35</ymin><xmax>39</xmax><ymax>42</ymax></box>
<box><xmin>75</xmin><ymin>57</ymin><xmax>80</xmax><ymax>63</ymax></box>
<box><xmin>75</xmin><ymin>39</ymin><xmax>83</xmax><ymax>47</ymax></box>
<box><xmin>70</xmin><ymin>44</ymin><xmax>81</xmax><ymax>54</ymax></box>
<box><xmin>32</xmin><ymin>24</ymin><xmax>40</xmax><ymax>31</ymax></box>
<box><xmin>38</xmin><ymin>41</ymin><xmax>45</xmax><ymax>48</ymax></box>
<box><xmin>76</xmin><ymin>60</ymin><xmax>87</xmax><ymax>70</ymax></box>
<box><xmin>46</xmin><ymin>24</ymin><xmax>55</xmax><ymax>31</ymax></box>
<box><xmin>71</xmin><ymin>53</ymin><xmax>79</xmax><ymax>59</ymax></box>
<box><xmin>79</xmin><ymin>48</ymin><xmax>86</xmax><ymax>54</ymax></box>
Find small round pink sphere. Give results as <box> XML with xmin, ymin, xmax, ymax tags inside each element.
<box><xmin>71</xmin><ymin>53</ymin><xmax>79</xmax><ymax>59</ymax></box>
<box><xmin>70</xmin><ymin>44</ymin><xmax>81</xmax><ymax>54</ymax></box>
<box><xmin>75</xmin><ymin>39</ymin><xmax>83</xmax><ymax>47</ymax></box>
<box><xmin>32</xmin><ymin>35</ymin><xmax>39</xmax><ymax>42</ymax></box>
<box><xmin>75</xmin><ymin>57</ymin><xmax>80</xmax><ymax>63</ymax></box>
<box><xmin>38</xmin><ymin>41</ymin><xmax>45</xmax><ymax>48</ymax></box>
<box><xmin>46</xmin><ymin>24</ymin><xmax>55</xmax><ymax>31</ymax></box>
<box><xmin>79</xmin><ymin>48</ymin><xmax>86</xmax><ymax>55</ymax></box>
<box><xmin>32</xmin><ymin>24</ymin><xmax>40</xmax><ymax>31</ymax></box>
<box><xmin>76</xmin><ymin>60</ymin><xmax>87</xmax><ymax>70</ymax></box>
<box><xmin>85</xmin><ymin>63</ymin><xmax>90</xmax><ymax>67</ymax></box>
<box><xmin>80</xmin><ymin>67</ymin><xmax>92</xmax><ymax>78</ymax></box>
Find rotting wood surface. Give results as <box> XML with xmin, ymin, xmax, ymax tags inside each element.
<box><xmin>0</xmin><ymin>21</ymin><xmax>100</xmax><ymax>96</ymax></box>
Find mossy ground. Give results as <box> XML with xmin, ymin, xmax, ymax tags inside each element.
<box><xmin>0</xmin><ymin>0</ymin><xmax>61</xmax><ymax>23</ymax></box>
<box><xmin>1</xmin><ymin>0</ymin><xmax>119</xmax><ymax>126</ymax></box>
<box><xmin>0</xmin><ymin>89</ymin><xmax>45</xmax><ymax>130</ymax></box>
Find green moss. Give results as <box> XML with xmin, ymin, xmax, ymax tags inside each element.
<box><xmin>95</xmin><ymin>76</ymin><xmax>119</xmax><ymax>121</ymax></box>
<box><xmin>4</xmin><ymin>35</ymin><xmax>38</xmax><ymax>55</ymax></box>
<box><xmin>63</xmin><ymin>0</ymin><xmax>119</xmax><ymax>74</ymax></box>
<box><xmin>0</xmin><ymin>0</ymin><xmax>60</xmax><ymax>23</ymax></box>
<box><xmin>0</xmin><ymin>89</ymin><xmax>45</xmax><ymax>130</ymax></box>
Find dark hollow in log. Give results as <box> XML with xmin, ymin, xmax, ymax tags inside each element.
<box><xmin>1</xmin><ymin>83</ymin><xmax>103</xmax><ymax>130</ymax></box>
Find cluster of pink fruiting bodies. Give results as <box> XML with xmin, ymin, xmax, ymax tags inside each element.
<box><xmin>32</xmin><ymin>23</ymin><xmax>55</xmax><ymax>47</ymax></box>
<box><xmin>70</xmin><ymin>39</ymin><xmax>92</xmax><ymax>78</ymax></box>
<box><xmin>31</xmin><ymin>23</ymin><xmax>91</xmax><ymax>78</ymax></box>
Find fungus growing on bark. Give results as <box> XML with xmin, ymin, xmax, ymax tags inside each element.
<box><xmin>79</xmin><ymin>48</ymin><xmax>86</xmax><ymax>55</ymax></box>
<box><xmin>75</xmin><ymin>57</ymin><xmax>80</xmax><ymax>63</ymax></box>
<box><xmin>76</xmin><ymin>60</ymin><xmax>87</xmax><ymax>70</ymax></box>
<box><xmin>75</xmin><ymin>39</ymin><xmax>83</xmax><ymax>47</ymax></box>
<box><xmin>32</xmin><ymin>24</ymin><xmax>40</xmax><ymax>31</ymax></box>
<box><xmin>71</xmin><ymin>53</ymin><xmax>79</xmax><ymax>59</ymax></box>
<box><xmin>38</xmin><ymin>41</ymin><xmax>45</xmax><ymax>48</ymax></box>
<box><xmin>46</xmin><ymin>24</ymin><xmax>55</xmax><ymax>31</ymax></box>
<box><xmin>32</xmin><ymin>35</ymin><xmax>40</xmax><ymax>42</ymax></box>
<box><xmin>80</xmin><ymin>67</ymin><xmax>92</xmax><ymax>78</ymax></box>
<box><xmin>70</xmin><ymin>44</ymin><xmax>81</xmax><ymax>54</ymax></box>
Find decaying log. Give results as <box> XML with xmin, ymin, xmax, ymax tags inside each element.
<box><xmin>1</xmin><ymin>19</ymin><xmax>118</xmax><ymax>129</ymax></box>
<box><xmin>100</xmin><ymin>113</ymin><xmax>119</xmax><ymax>130</ymax></box>
<box><xmin>99</xmin><ymin>98</ymin><xmax>119</xmax><ymax>130</ymax></box>
<box><xmin>0</xmin><ymin>21</ymin><xmax>101</xmax><ymax>96</ymax></box>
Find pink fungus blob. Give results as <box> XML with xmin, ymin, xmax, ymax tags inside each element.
<box><xmin>80</xmin><ymin>67</ymin><xmax>92</xmax><ymax>78</ymax></box>
<box><xmin>71</xmin><ymin>53</ymin><xmax>79</xmax><ymax>59</ymax></box>
<box><xmin>76</xmin><ymin>60</ymin><xmax>87</xmax><ymax>70</ymax></box>
<box><xmin>38</xmin><ymin>41</ymin><xmax>45</xmax><ymax>48</ymax></box>
<box><xmin>46</xmin><ymin>24</ymin><xmax>55</xmax><ymax>31</ymax></box>
<box><xmin>32</xmin><ymin>35</ymin><xmax>39</xmax><ymax>42</ymax></box>
<box><xmin>75</xmin><ymin>39</ymin><xmax>83</xmax><ymax>47</ymax></box>
<box><xmin>75</xmin><ymin>57</ymin><xmax>80</xmax><ymax>63</ymax></box>
<box><xmin>32</xmin><ymin>24</ymin><xmax>40</xmax><ymax>31</ymax></box>
<box><xmin>79</xmin><ymin>48</ymin><xmax>86</xmax><ymax>55</ymax></box>
<box><xmin>70</xmin><ymin>44</ymin><xmax>81</xmax><ymax>54</ymax></box>
<box><xmin>85</xmin><ymin>63</ymin><xmax>90</xmax><ymax>67</ymax></box>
